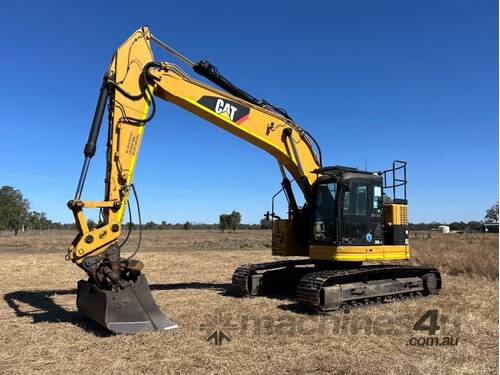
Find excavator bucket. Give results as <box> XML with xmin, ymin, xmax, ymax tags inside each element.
<box><xmin>76</xmin><ymin>274</ymin><xmax>177</xmax><ymax>334</ymax></box>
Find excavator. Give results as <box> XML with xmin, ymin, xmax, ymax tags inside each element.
<box><xmin>67</xmin><ymin>27</ymin><xmax>441</xmax><ymax>334</ymax></box>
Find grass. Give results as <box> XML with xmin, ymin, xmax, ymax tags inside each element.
<box><xmin>0</xmin><ymin>229</ymin><xmax>271</xmax><ymax>252</ymax></box>
<box><xmin>1</xmin><ymin>230</ymin><xmax>497</xmax><ymax>280</ymax></box>
<box><xmin>0</xmin><ymin>230</ymin><xmax>497</xmax><ymax>374</ymax></box>
<box><xmin>410</xmin><ymin>233</ymin><xmax>498</xmax><ymax>281</ymax></box>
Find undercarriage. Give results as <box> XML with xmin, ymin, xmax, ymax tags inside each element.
<box><xmin>232</xmin><ymin>260</ymin><xmax>441</xmax><ymax>312</ymax></box>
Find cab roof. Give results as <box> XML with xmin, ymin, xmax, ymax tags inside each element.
<box><xmin>312</xmin><ymin>165</ymin><xmax>381</xmax><ymax>178</ymax></box>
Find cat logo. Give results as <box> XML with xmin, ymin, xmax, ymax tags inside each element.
<box><xmin>215</xmin><ymin>98</ymin><xmax>237</xmax><ymax>120</ymax></box>
<box><xmin>197</xmin><ymin>96</ymin><xmax>250</xmax><ymax>124</ymax></box>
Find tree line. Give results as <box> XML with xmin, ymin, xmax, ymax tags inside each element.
<box><xmin>120</xmin><ymin>212</ymin><xmax>273</xmax><ymax>231</ymax></box>
<box><xmin>0</xmin><ymin>186</ymin><xmax>71</xmax><ymax>234</ymax></box>
<box><xmin>0</xmin><ymin>185</ymin><xmax>497</xmax><ymax>234</ymax></box>
<box><xmin>410</xmin><ymin>221</ymin><xmax>485</xmax><ymax>232</ymax></box>
<box><xmin>410</xmin><ymin>203</ymin><xmax>498</xmax><ymax>232</ymax></box>
<box><xmin>0</xmin><ymin>185</ymin><xmax>274</xmax><ymax>234</ymax></box>
<box><xmin>133</xmin><ymin>220</ymin><xmax>271</xmax><ymax>231</ymax></box>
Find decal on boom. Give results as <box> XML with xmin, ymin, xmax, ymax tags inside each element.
<box><xmin>197</xmin><ymin>96</ymin><xmax>250</xmax><ymax>124</ymax></box>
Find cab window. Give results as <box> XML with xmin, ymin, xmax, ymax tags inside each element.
<box><xmin>343</xmin><ymin>183</ymin><xmax>368</xmax><ymax>216</ymax></box>
<box><xmin>313</xmin><ymin>183</ymin><xmax>336</xmax><ymax>241</ymax></box>
<box><xmin>373</xmin><ymin>185</ymin><xmax>382</xmax><ymax>214</ymax></box>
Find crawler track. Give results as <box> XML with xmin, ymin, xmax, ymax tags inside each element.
<box><xmin>296</xmin><ymin>265</ymin><xmax>441</xmax><ymax>312</ymax></box>
<box><xmin>232</xmin><ymin>261</ymin><xmax>441</xmax><ymax>312</ymax></box>
<box><xmin>232</xmin><ymin>259</ymin><xmax>316</xmax><ymax>295</ymax></box>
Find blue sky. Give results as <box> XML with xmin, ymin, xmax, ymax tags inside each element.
<box><xmin>0</xmin><ymin>0</ymin><xmax>498</xmax><ymax>224</ymax></box>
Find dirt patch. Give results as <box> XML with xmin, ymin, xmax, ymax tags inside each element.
<box><xmin>0</xmin><ymin>229</ymin><xmax>272</xmax><ymax>254</ymax></box>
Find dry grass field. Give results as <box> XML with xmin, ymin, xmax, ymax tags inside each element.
<box><xmin>0</xmin><ymin>230</ymin><xmax>498</xmax><ymax>374</ymax></box>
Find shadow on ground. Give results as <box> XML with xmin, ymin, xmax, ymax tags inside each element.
<box><xmin>3</xmin><ymin>282</ymin><xmax>235</xmax><ymax>336</ymax></box>
<box><xmin>2</xmin><ymin>288</ymin><xmax>111</xmax><ymax>335</ymax></box>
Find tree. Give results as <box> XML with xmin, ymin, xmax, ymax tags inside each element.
<box><xmin>0</xmin><ymin>186</ymin><xmax>30</xmax><ymax>235</ymax></box>
<box><xmin>183</xmin><ymin>221</ymin><xmax>192</xmax><ymax>230</ymax></box>
<box><xmin>27</xmin><ymin>211</ymin><xmax>50</xmax><ymax>230</ymax></box>
<box><xmin>144</xmin><ymin>221</ymin><xmax>158</xmax><ymax>230</ymax></box>
<box><xmin>219</xmin><ymin>214</ymin><xmax>230</xmax><ymax>232</ymax></box>
<box><xmin>449</xmin><ymin>221</ymin><xmax>467</xmax><ymax>231</ymax></box>
<box><xmin>260</xmin><ymin>217</ymin><xmax>273</xmax><ymax>230</ymax></box>
<box><xmin>467</xmin><ymin>221</ymin><xmax>483</xmax><ymax>232</ymax></box>
<box><xmin>159</xmin><ymin>220</ymin><xmax>168</xmax><ymax>230</ymax></box>
<box><xmin>229</xmin><ymin>211</ymin><xmax>241</xmax><ymax>232</ymax></box>
<box><xmin>219</xmin><ymin>211</ymin><xmax>242</xmax><ymax>232</ymax></box>
<box><xmin>485</xmin><ymin>202</ymin><xmax>499</xmax><ymax>223</ymax></box>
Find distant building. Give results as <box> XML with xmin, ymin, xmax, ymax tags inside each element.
<box><xmin>482</xmin><ymin>223</ymin><xmax>499</xmax><ymax>233</ymax></box>
<box><xmin>437</xmin><ymin>225</ymin><xmax>450</xmax><ymax>233</ymax></box>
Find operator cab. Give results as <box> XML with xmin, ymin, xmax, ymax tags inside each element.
<box><xmin>270</xmin><ymin>161</ymin><xmax>409</xmax><ymax>257</ymax></box>
<box><xmin>311</xmin><ymin>166</ymin><xmax>384</xmax><ymax>247</ymax></box>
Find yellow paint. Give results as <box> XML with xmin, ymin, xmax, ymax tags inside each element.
<box><xmin>383</xmin><ymin>204</ymin><xmax>408</xmax><ymax>225</ymax></box>
<box><xmin>68</xmin><ymin>221</ymin><xmax>121</xmax><ymax>263</ymax></box>
<box><xmin>152</xmin><ymin>64</ymin><xmax>320</xmax><ymax>187</ymax></box>
<box><xmin>68</xmin><ymin>28</ymin><xmax>155</xmax><ymax>262</ymax></box>
<box><xmin>309</xmin><ymin>244</ymin><xmax>410</xmax><ymax>262</ymax></box>
<box><xmin>183</xmin><ymin>96</ymin><xmax>281</xmax><ymax>151</ymax></box>
<box><xmin>117</xmin><ymin>89</ymin><xmax>151</xmax><ymax>222</ymax></box>
<box><xmin>81</xmin><ymin>200</ymin><xmax>117</xmax><ymax>208</ymax></box>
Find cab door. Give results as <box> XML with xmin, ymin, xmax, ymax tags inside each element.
<box><xmin>340</xmin><ymin>178</ymin><xmax>383</xmax><ymax>246</ymax></box>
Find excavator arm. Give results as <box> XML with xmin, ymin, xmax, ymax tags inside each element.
<box><xmin>68</xmin><ymin>27</ymin><xmax>321</xmax><ymax>265</ymax></box>
<box><xmin>67</xmin><ymin>27</ymin><xmax>321</xmax><ymax>333</ymax></box>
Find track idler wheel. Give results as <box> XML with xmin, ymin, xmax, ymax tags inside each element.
<box><xmin>422</xmin><ymin>272</ymin><xmax>439</xmax><ymax>296</ymax></box>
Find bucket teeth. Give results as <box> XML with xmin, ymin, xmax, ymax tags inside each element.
<box><xmin>77</xmin><ymin>274</ymin><xmax>177</xmax><ymax>334</ymax></box>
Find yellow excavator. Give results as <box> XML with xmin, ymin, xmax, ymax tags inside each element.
<box><xmin>67</xmin><ymin>27</ymin><xmax>441</xmax><ymax>334</ymax></box>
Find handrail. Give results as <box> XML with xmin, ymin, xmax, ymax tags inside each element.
<box><xmin>269</xmin><ymin>178</ymin><xmax>296</xmax><ymax>222</ymax></box>
<box><xmin>383</xmin><ymin>160</ymin><xmax>407</xmax><ymax>200</ymax></box>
